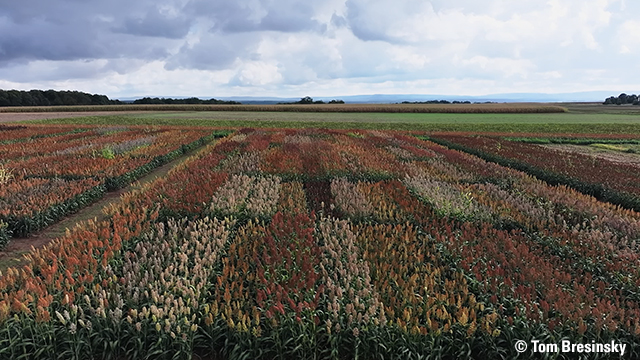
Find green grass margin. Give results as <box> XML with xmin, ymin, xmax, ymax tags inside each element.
<box><xmin>23</xmin><ymin>114</ymin><xmax>640</xmax><ymax>134</ymax></box>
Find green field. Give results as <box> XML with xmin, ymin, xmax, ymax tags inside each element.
<box><xmin>21</xmin><ymin>109</ymin><xmax>640</xmax><ymax>134</ymax></box>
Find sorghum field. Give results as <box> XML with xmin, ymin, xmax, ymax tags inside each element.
<box><xmin>0</xmin><ymin>124</ymin><xmax>229</xmax><ymax>245</ymax></box>
<box><xmin>427</xmin><ymin>133</ymin><xmax>640</xmax><ymax>211</ymax></box>
<box><xmin>1</xmin><ymin>125</ymin><xmax>640</xmax><ymax>359</ymax></box>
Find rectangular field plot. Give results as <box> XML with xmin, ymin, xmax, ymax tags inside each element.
<box><xmin>1</xmin><ymin>128</ymin><xmax>639</xmax><ymax>359</ymax></box>
<box><xmin>0</xmin><ymin>124</ymin><xmax>223</xmax><ymax>243</ymax></box>
<box><xmin>428</xmin><ymin>133</ymin><xmax>640</xmax><ymax>212</ymax></box>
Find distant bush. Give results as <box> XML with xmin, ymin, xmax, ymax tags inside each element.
<box><xmin>603</xmin><ymin>93</ymin><xmax>640</xmax><ymax>105</ymax></box>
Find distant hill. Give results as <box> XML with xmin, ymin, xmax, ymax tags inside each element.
<box><xmin>119</xmin><ymin>91</ymin><xmax>631</xmax><ymax>104</ymax></box>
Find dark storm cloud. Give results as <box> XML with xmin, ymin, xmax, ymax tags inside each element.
<box><xmin>260</xmin><ymin>9</ymin><xmax>324</xmax><ymax>33</ymax></box>
<box><xmin>185</xmin><ymin>0</ymin><xmax>323</xmax><ymax>33</ymax></box>
<box><xmin>0</xmin><ymin>0</ymin><xmax>327</xmax><ymax>73</ymax></box>
<box><xmin>0</xmin><ymin>0</ymin><xmax>189</xmax><ymax>66</ymax></box>
<box><xmin>165</xmin><ymin>33</ymin><xmax>260</xmax><ymax>71</ymax></box>
<box><xmin>116</xmin><ymin>9</ymin><xmax>192</xmax><ymax>39</ymax></box>
<box><xmin>343</xmin><ymin>0</ymin><xmax>392</xmax><ymax>42</ymax></box>
<box><xmin>0</xmin><ymin>18</ymin><xmax>105</xmax><ymax>63</ymax></box>
<box><xmin>184</xmin><ymin>1</ymin><xmax>258</xmax><ymax>32</ymax></box>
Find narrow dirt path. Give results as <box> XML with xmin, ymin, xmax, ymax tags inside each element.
<box><xmin>0</xmin><ymin>151</ymin><xmax>194</xmax><ymax>271</ymax></box>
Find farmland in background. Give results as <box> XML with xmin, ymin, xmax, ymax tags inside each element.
<box><xmin>0</xmin><ymin>102</ymin><xmax>568</xmax><ymax>114</ymax></box>
<box><xmin>13</xmin><ymin>113</ymin><xmax>640</xmax><ymax>138</ymax></box>
<box><xmin>1</xmin><ymin>126</ymin><xmax>640</xmax><ymax>359</ymax></box>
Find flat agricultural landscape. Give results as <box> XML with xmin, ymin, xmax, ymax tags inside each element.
<box><xmin>4</xmin><ymin>102</ymin><xmax>640</xmax><ymax>133</ymax></box>
<box><xmin>1</xmin><ymin>106</ymin><xmax>640</xmax><ymax>359</ymax></box>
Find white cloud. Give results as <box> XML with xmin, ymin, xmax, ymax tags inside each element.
<box><xmin>389</xmin><ymin>47</ymin><xmax>430</xmax><ymax>70</ymax></box>
<box><xmin>0</xmin><ymin>0</ymin><xmax>638</xmax><ymax>98</ymax></box>
<box><xmin>617</xmin><ymin>20</ymin><xmax>640</xmax><ymax>54</ymax></box>
<box><xmin>230</xmin><ymin>61</ymin><xmax>283</xmax><ymax>86</ymax></box>
<box><xmin>457</xmin><ymin>56</ymin><xmax>535</xmax><ymax>78</ymax></box>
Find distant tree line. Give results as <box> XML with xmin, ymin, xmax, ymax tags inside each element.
<box><xmin>603</xmin><ymin>93</ymin><xmax>640</xmax><ymax>105</ymax></box>
<box><xmin>278</xmin><ymin>96</ymin><xmax>345</xmax><ymax>104</ymax></box>
<box><xmin>401</xmin><ymin>100</ymin><xmax>474</xmax><ymax>104</ymax></box>
<box><xmin>132</xmin><ymin>97</ymin><xmax>241</xmax><ymax>105</ymax></box>
<box><xmin>0</xmin><ymin>89</ymin><xmax>120</xmax><ymax>107</ymax></box>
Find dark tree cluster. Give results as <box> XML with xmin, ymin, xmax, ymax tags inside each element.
<box><xmin>278</xmin><ymin>96</ymin><xmax>344</xmax><ymax>104</ymax></box>
<box><xmin>0</xmin><ymin>89</ymin><xmax>120</xmax><ymax>107</ymax></box>
<box><xmin>603</xmin><ymin>93</ymin><xmax>640</xmax><ymax>105</ymax></box>
<box><xmin>132</xmin><ymin>97</ymin><xmax>241</xmax><ymax>105</ymax></box>
<box><xmin>401</xmin><ymin>100</ymin><xmax>473</xmax><ymax>104</ymax></box>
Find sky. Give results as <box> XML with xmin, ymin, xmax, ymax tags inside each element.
<box><xmin>0</xmin><ymin>0</ymin><xmax>639</xmax><ymax>99</ymax></box>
